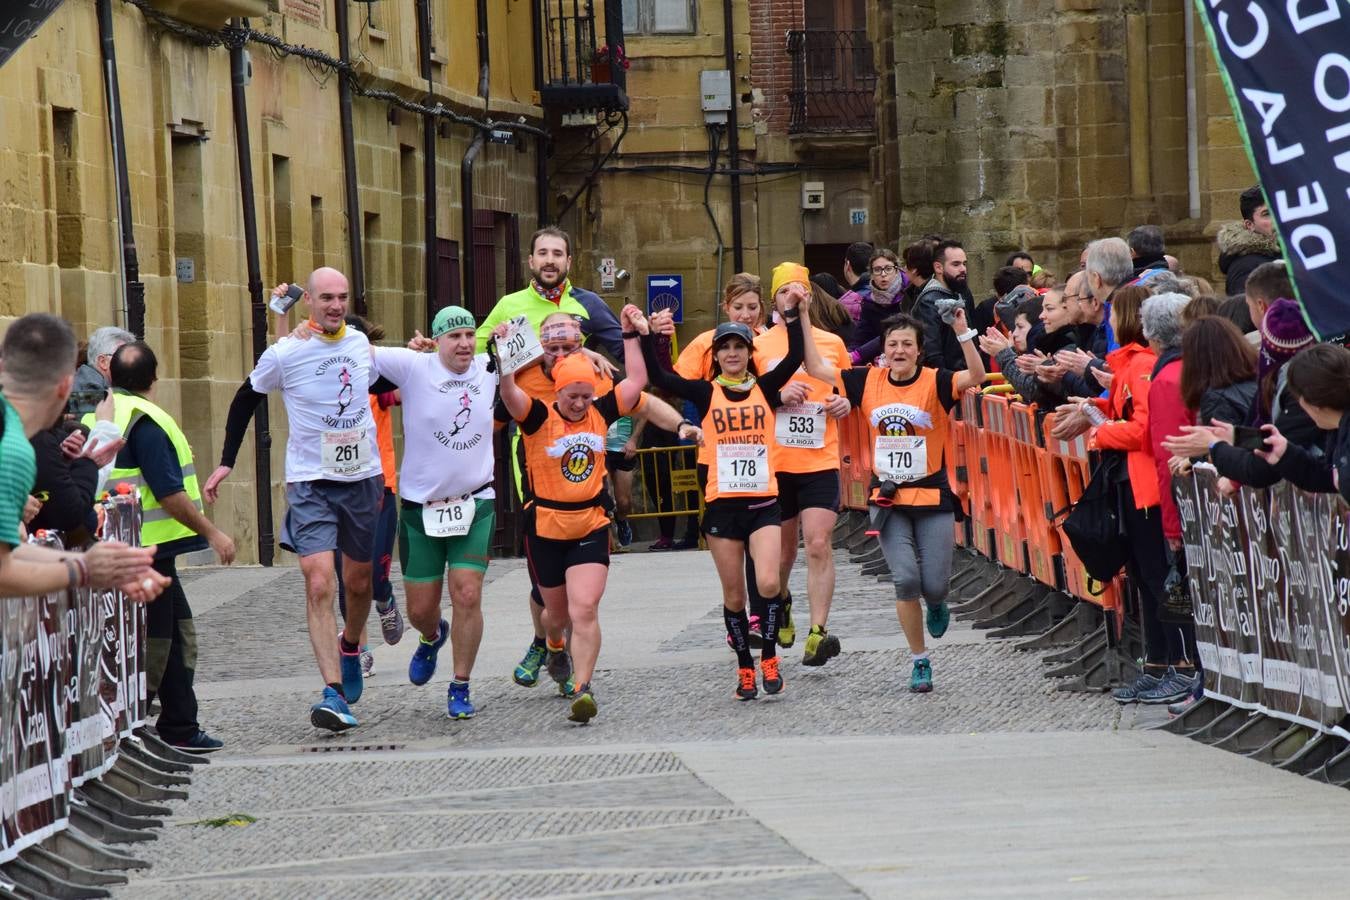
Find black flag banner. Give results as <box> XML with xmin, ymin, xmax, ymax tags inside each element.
<box><xmin>0</xmin><ymin>1</ymin><xmax>66</xmax><ymax>69</ymax></box>
<box><xmin>1195</xmin><ymin>1</ymin><xmax>1350</xmax><ymax>340</ymax></box>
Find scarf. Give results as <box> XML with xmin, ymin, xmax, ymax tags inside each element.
<box><xmin>532</xmin><ymin>278</ymin><xmax>568</xmax><ymax>304</ymax></box>
<box><xmin>714</xmin><ymin>373</ymin><xmax>757</xmax><ymax>392</ymax></box>
<box><xmin>871</xmin><ymin>276</ymin><xmax>904</xmax><ymax>307</ymax></box>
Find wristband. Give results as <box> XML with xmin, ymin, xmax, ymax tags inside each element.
<box><xmin>680</xmin><ymin>419</ymin><xmax>698</xmax><ymax>430</ymax></box>
<box><xmin>622</xmin><ymin>330</ymin><xmax>640</xmax><ymax>339</ymax></box>
<box><xmin>74</xmin><ymin>556</ymin><xmax>89</xmax><ymax>588</ymax></box>
<box><xmin>64</xmin><ymin>560</ymin><xmax>79</xmax><ymax>592</ymax></box>
<box><xmin>957</xmin><ymin>328</ymin><xmax>978</xmax><ymax>343</ymax></box>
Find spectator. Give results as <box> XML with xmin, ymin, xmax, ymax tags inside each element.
<box><xmin>1180</xmin><ymin>294</ymin><xmax>1220</xmax><ymax>326</ymax></box>
<box><xmin>28</xmin><ymin>391</ymin><xmax>121</xmax><ymax>540</ymax></box>
<box><xmin>1034</xmin><ymin>284</ymin><xmax>1081</xmax><ymax>355</ymax></box>
<box><xmin>979</xmin><ymin>296</ymin><xmax>1047</xmax><ymax>403</ymax></box>
<box><xmin>914</xmin><ymin>239</ymin><xmax>974</xmax><ymax>369</ymax></box>
<box><xmin>1128</xmin><ymin>225</ymin><xmax>1168</xmax><ymax>282</ymax></box>
<box><xmin>1179</xmin><ymin>317</ymin><xmax>1258</xmax><ymax>428</ymax></box>
<box><xmin>811</xmin><ymin>272</ymin><xmax>844</xmax><ymax>299</ymax></box>
<box><xmin>0</xmin><ymin>314</ymin><xmax>166</xmax><ymax>601</ymax></box>
<box><xmin>1216</xmin><ymin>295</ymin><xmax>1255</xmax><ymax>333</ymax></box>
<box><xmin>639</xmin><ymin>397</ymin><xmax>700</xmax><ymax>551</ymax></box>
<box><xmin>1005</xmin><ymin>250</ymin><xmax>1035</xmax><ymax>274</ymax></box>
<box><xmin>1029</xmin><ymin>269</ymin><xmax>1057</xmax><ymax>291</ymax></box>
<box><xmin>973</xmin><ymin>265</ymin><xmax>1029</xmax><ymax>335</ymax></box>
<box><xmin>1218</xmin><ymin>185</ymin><xmax>1281</xmax><ymax>297</ymax></box>
<box><xmin>1241</xmin><ymin>260</ymin><xmax>1292</xmax><ymax>346</ymax></box>
<box><xmin>674</xmin><ymin>273</ymin><xmax>764</xmax><ymax>380</ymax></box>
<box><xmin>900</xmin><ymin>239</ymin><xmax>936</xmax><ymax>311</ymax></box>
<box><xmin>72</xmin><ymin>325</ymin><xmax>135</xmax><ymax>413</ymax></box>
<box><xmin>838</xmin><ymin>241</ymin><xmax>874</xmax><ymax>323</ymax></box>
<box><xmin>1141</xmin><ymin>291</ymin><xmax>1192</xmax><ymax>548</ymax></box>
<box><xmin>1056</xmin><ymin>238</ymin><xmax>1133</xmax><ymax>395</ymax></box>
<box><xmin>807</xmin><ymin>281</ymin><xmax>856</xmax><ymax>346</ymax></box>
<box><xmin>850</xmin><ymin>248</ymin><xmax>905</xmax><ymax>356</ymax></box>
<box><xmin>1054</xmin><ymin>285</ymin><xmax>1198</xmax><ymax>704</ymax></box>
<box><xmin>1261</xmin><ymin>344</ymin><xmax>1350</xmax><ymax>503</ymax></box>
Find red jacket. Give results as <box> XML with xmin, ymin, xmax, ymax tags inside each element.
<box><xmin>1090</xmin><ymin>342</ymin><xmax>1160</xmax><ymax>509</ymax></box>
<box><xmin>1146</xmin><ymin>355</ymin><xmax>1193</xmax><ymax>541</ymax></box>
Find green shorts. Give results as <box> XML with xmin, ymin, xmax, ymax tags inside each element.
<box><xmin>398</xmin><ymin>498</ymin><xmax>495</xmax><ymax>581</ymax></box>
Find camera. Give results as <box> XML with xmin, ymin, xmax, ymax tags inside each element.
<box><xmin>66</xmin><ymin>388</ymin><xmax>108</xmax><ymax>417</ymax></box>
<box><xmin>268</xmin><ymin>283</ymin><xmax>306</xmax><ymax>316</ymax></box>
<box><xmin>934</xmin><ymin>296</ymin><xmax>964</xmax><ymax>325</ymax></box>
<box><xmin>875</xmin><ymin>480</ymin><xmax>900</xmax><ymax>506</ymax></box>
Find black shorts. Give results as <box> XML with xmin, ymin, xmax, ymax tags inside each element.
<box><xmin>701</xmin><ymin>497</ymin><xmax>781</xmax><ymax>542</ymax></box>
<box><xmin>776</xmin><ymin>469</ymin><xmax>840</xmax><ymax>520</ymax></box>
<box><xmin>605</xmin><ymin>450</ymin><xmax>637</xmax><ymax>473</ymax></box>
<box><xmin>525</xmin><ymin>526</ymin><xmax>611</xmax><ymax>590</ymax></box>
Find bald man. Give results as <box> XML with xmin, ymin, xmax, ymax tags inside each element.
<box><xmin>204</xmin><ymin>267</ymin><xmax>386</xmax><ymax>731</ymax></box>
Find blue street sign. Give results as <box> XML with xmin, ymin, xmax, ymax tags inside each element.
<box><xmin>647</xmin><ymin>274</ymin><xmax>683</xmax><ymax>324</ymax></box>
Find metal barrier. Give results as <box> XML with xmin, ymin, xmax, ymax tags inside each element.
<box><xmin>0</xmin><ymin>491</ymin><xmax>189</xmax><ymax>886</ymax></box>
<box><xmin>626</xmin><ymin>443</ymin><xmax>705</xmax><ymax>532</ymax></box>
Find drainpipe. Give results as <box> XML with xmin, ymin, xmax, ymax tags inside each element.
<box><xmin>228</xmin><ymin>19</ymin><xmax>274</xmax><ymax>567</ymax></box>
<box><xmin>335</xmin><ymin>0</ymin><xmax>367</xmax><ymax>314</ymax></box>
<box><xmin>416</xmin><ymin>0</ymin><xmax>438</xmax><ymax>325</ymax></box>
<box><xmin>461</xmin><ymin>0</ymin><xmax>490</xmax><ymax>308</ymax></box>
<box><xmin>96</xmin><ymin>0</ymin><xmax>145</xmax><ymax>337</ymax></box>
<box><xmin>1183</xmin><ymin>1</ymin><xmax>1201</xmax><ymax>221</ymax></box>
<box><xmin>721</xmin><ymin>0</ymin><xmax>744</xmax><ymax>272</ymax></box>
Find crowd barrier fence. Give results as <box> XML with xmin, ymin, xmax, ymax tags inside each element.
<box><xmin>0</xmin><ymin>492</ymin><xmax>147</xmax><ymax>867</ymax></box>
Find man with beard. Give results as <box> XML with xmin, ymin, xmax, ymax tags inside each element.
<box><xmin>914</xmin><ymin>239</ymin><xmax>976</xmax><ymax>370</ymax></box>
<box><xmin>475</xmin><ymin>227</ymin><xmax>624</xmax><ymax>360</ymax></box>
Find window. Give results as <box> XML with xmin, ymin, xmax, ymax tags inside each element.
<box><xmin>623</xmin><ymin>0</ymin><xmax>695</xmax><ymax>35</ymax></box>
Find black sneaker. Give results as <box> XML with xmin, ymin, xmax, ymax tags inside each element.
<box><xmin>1111</xmin><ymin>671</ymin><xmax>1163</xmax><ymax>704</ymax></box>
<box><xmin>545</xmin><ymin>646</ymin><xmax>573</xmax><ymax>686</ymax></box>
<box><xmin>801</xmin><ymin>626</ymin><xmax>841</xmax><ymax>666</ymax></box>
<box><xmin>169</xmin><ymin>731</ymin><xmax>224</xmax><ymax>754</ymax></box>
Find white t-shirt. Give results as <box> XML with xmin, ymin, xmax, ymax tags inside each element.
<box><xmin>374</xmin><ymin>348</ymin><xmax>497</xmax><ymax>503</ymax></box>
<box><xmin>249</xmin><ymin>328</ymin><xmax>380</xmax><ymax>483</ymax></box>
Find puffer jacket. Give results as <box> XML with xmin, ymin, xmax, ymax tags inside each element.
<box><xmin>1217</xmin><ymin>222</ymin><xmax>1281</xmax><ymax>297</ymax></box>
<box><xmin>1089</xmin><ymin>342</ymin><xmax>1160</xmax><ymax>509</ymax></box>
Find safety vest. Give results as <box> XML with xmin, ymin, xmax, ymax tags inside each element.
<box><xmin>84</xmin><ymin>392</ymin><xmax>202</xmax><ymax>545</ymax></box>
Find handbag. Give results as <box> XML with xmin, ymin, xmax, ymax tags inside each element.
<box><xmin>1059</xmin><ymin>451</ymin><xmax>1130</xmax><ymax>581</ymax></box>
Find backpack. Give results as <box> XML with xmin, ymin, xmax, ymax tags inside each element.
<box><xmin>1059</xmin><ymin>451</ymin><xmax>1129</xmax><ymax>581</ymax></box>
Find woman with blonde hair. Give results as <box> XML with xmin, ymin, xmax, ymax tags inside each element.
<box><xmin>673</xmin><ymin>273</ymin><xmax>766</xmax><ymax>380</ymax></box>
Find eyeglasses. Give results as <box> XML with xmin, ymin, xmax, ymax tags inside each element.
<box><xmin>870</xmin><ymin>265</ymin><xmax>898</xmax><ymax>276</ymax></box>
<box><xmin>1063</xmin><ymin>294</ymin><xmax>1083</xmax><ymax>303</ymax></box>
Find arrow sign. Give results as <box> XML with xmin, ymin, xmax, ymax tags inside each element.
<box><xmin>647</xmin><ymin>274</ymin><xmax>683</xmax><ymax>324</ymax></box>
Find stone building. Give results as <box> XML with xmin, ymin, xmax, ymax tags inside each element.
<box><xmin>0</xmin><ymin>0</ymin><xmax>544</xmax><ymax>563</ymax></box>
<box><xmin>870</xmin><ymin>0</ymin><xmax>1258</xmax><ymax>286</ymax></box>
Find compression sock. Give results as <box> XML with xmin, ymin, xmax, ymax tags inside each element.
<box><xmin>760</xmin><ymin>596</ymin><xmax>781</xmax><ymax>660</ymax></box>
<box><xmin>327</xmin><ymin>682</ymin><xmax>346</xmax><ymax>700</ymax></box>
<box><xmin>339</xmin><ymin>636</ymin><xmax>360</xmax><ymax>655</ymax></box>
<box><xmin>724</xmin><ymin>607</ymin><xmax>755</xmax><ymax>669</ymax></box>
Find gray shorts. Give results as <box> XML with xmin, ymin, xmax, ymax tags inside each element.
<box><xmin>280</xmin><ymin>476</ymin><xmax>384</xmax><ymax>559</ymax></box>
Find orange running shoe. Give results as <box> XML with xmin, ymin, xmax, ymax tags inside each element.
<box><xmin>735</xmin><ymin>666</ymin><xmax>758</xmax><ymax>701</ymax></box>
<box><xmin>761</xmin><ymin>657</ymin><xmax>783</xmax><ymax>695</ymax></box>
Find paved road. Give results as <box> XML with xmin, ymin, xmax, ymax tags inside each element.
<box><xmin>113</xmin><ymin>543</ymin><xmax>1350</xmax><ymax>898</ymax></box>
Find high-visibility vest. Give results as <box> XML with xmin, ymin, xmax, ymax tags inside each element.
<box><xmin>83</xmin><ymin>392</ymin><xmax>202</xmax><ymax>545</ymax></box>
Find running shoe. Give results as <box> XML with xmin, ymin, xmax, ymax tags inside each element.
<box><xmin>514</xmin><ymin>641</ymin><xmax>547</xmax><ymax>687</ymax></box>
<box><xmin>546</xmin><ymin>646</ymin><xmax>573</xmax><ymax>686</ymax></box>
<box><xmin>673</xmin><ymin>536</ymin><xmax>700</xmax><ymax>550</ymax></box>
<box><xmin>569</xmin><ymin>685</ymin><xmax>598</xmax><ymax>724</ymax></box>
<box><xmin>735</xmin><ymin>666</ymin><xmax>758</xmax><ymax>701</ymax></box>
<box><xmin>925</xmin><ymin>600</ymin><xmax>951</xmax><ymax>639</ymax></box>
<box><xmin>558</xmin><ymin>674</ymin><xmax>578</xmax><ymax>698</ymax></box>
<box><xmin>360</xmin><ymin>647</ymin><xmax>375</xmax><ymax>677</ymax></box>
<box><xmin>616</xmin><ymin>519</ymin><xmax>633</xmax><ymax>547</ymax></box>
<box><xmin>447</xmin><ymin>681</ymin><xmax>475</xmax><ymax>719</ymax></box>
<box><xmin>168</xmin><ymin>731</ymin><xmax>224</xmax><ymax>754</ymax></box>
<box><xmin>377</xmin><ymin>598</ymin><xmax>405</xmax><ymax>646</ymax></box>
<box><xmin>909</xmin><ymin>657</ymin><xmax>933</xmax><ymax>693</ymax></box>
<box><xmin>801</xmin><ymin>626</ymin><xmax>841</xmax><ymax>667</ymax></box>
<box><xmin>761</xmin><ymin>657</ymin><xmax>783</xmax><ymax>695</ymax></box>
<box><xmin>408</xmin><ymin>619</ymin><xmax>449</xmax><ymax>686</ymax></box>
<box><xmin>310</xmin><ymin>687</ymin><xmax>358</xmax><ymax>732</ymax></box>
<box><xmin>778</xmin><ymin>600</ymin><xmax>796</xmax><ymax>648</ymax></box>
<box><xmin>1111</xmin><ymin>670</ymin><xmax>1164</xmax><ymax>704</ymax></box>
<box><xmin>339</xmin><ymin>643</ymin><xmax>364</xmax><ymax>704</ymax></box>
<box><xmin>1138</xmin><ymin>668</ymin><xmax>1198</xmax><ymax>705</ymax></box>
<box><xmin>649</xmin><ymin>536</ymin><xmax>675</xmax><ymax>551</ymax></box>
<box><xmin>726</xmin><ymin>614</ymin><xmax>764</xmax><ymax>650</ymax></box>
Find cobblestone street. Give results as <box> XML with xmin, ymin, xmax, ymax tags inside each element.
<box><xmin>103</xmin><ymin>545</ymin><xmax>1350</xmax><ymax>898</ymax></box>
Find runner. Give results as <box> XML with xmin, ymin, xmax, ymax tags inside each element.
<box><xmin>799</xmin><ymin>304</ymin><xmax>985</xmax><ymax>692</ymax></box>
<box><xmin>643</xmin><ymin>279</ymin><xmax>806</xmax><ymax>700</ymax></box>
<box><xmin>673</xmin><ymin>273</ymin><xmax>766</xmax><ymax>380</ymax></box>
<box><xmin>204</xmin><ymin>267</ymin><xmax>383</xmax><ymax>731</ymax></box>
<box><xmin>373</xmin><ymin>306</ymin><xmax>497</xmax><ymax>719</ymax></box>
<box><xmin>495</xmin><ymin>305</ymin><xmax>661</xmax><ymax>723</ymax></box>
<box><xmin>753</xmin><ymin>263</ymin><xmax>852</xmax><ymax>665</ymax></box>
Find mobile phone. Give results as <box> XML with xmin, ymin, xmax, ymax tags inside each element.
<box><xmin>268</xmin><ymin>283</ymin><xmax>305</xmax><ymax>316</ymax></box>
<box><xmin>65</xmin><ymin>388</ymin><xmax>108</xmax><ymax>416</ymax></box>
<box><xmin>1039</xmin><ymin>357</ymin><xmax>1058</xmax><ymax>367</ymax></box>
<box><xmin>1233</xmin><ymin>425</ymin><xmax>1270</xmax><ymax>452</ymax></box>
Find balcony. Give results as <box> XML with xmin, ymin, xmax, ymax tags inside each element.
<box><xmin>787</xmin><ymin>29</ymin><xmax>876</xmax><ymax>134</ymax></box>
<box><xmin>536</xmin><ymin>0</ymin><xmax>629</xmax><ymax>115</ymax></box>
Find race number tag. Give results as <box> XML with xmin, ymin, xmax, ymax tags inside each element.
<box><xmin>495</xmin><ymin>315</ymin><xmax>544</xmax><ymax>375</ymax></box>
<box><xmin>774</xmin><ymin>403</ymin><xmax>826</xmax><ymax>449</ymax></box>
<box><xmin>422</xmin><ymin>496</ymin><xmax>475</xmax><ymax>537</ymax></box>
<box><xmin>320</xmin><ymin>428</ymin><xmax>368</xmax><ymax>476</ymax></box>
<box><xmin>716</xmin><ymin>444</ymin><xmax>770</xmax><ymax>494</ymax></box>
<box><xmin>874</xmin><ymin>436</ymin><xmax>927</xmax><ymax>482</ymax></box>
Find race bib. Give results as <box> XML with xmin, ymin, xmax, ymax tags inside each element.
<box><xmin>874</xmin><ymin>436</ymin><xmax>927</xmax><ymax>482</ymax></box>
<box><xmin>320</xmin><ymin>428</ymin><xmax>368</xmax><ymax>476</ymax></box>
<box><xmin>495</xmin><ymin>315</ymin><xmax>545</xmax><ymax>375</ymax></box>
<box><xmin>775</xmin><ymin>403</ymin><xmax>826</xmax><ymax>449</ymax></box>
<box><xmin>716</xmin><ymin>444</ymin><xmax>770</xmax><ymax>494</ymax></box>
<box><xmin>422</xmin><ymin>496</ymin><xmax>475</xmax><ymax>537</ymax></box>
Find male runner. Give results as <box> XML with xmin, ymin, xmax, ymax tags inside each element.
<box><xmin>374</xmin><ymin>306</ymin><xmax>497</xmax><ymax>718</ymax></box>
<box><xmin>204</xmin><ymin>268</ymin><xmax>383</xmax><ymax>731</ymax></box>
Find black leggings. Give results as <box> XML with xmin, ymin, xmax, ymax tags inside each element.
<box><xmin>145</xmin><ymin>556</ymin><xmax>200</xmax><ymax>743</ymax></box>
<box><xmin>1121</xmin><ymin>488</ymin><xmax>1197</xmax><ymax>667</ymax></box>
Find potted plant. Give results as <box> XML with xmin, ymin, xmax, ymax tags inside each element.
<box><xmin>590</xmin><ymin>43</ymin><xmax>629</xmax><ymax>84</ymax></box>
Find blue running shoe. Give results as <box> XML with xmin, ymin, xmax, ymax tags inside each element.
<box><xmin>514</xmin><ymin>641</ymin><xmax>547</xmax><ymax>687</ymax></box>
<box><xmin>616</xmin><ymin>518</ymin><xmax>633</xmax><ymax>547</ymax></box>
<box><xmin>310</xmin><ymin>687</ymin><xmax>358</xmax><ymax>732</ymax></box>
<box><xmin>925</xmin><ymin>601</ymin><xmax>951</xmax><ymax>639</ymax></box>
<box><xmin>909</xmin><ymin>658</ymin><xmax>933</xmax><ymax>693</ymax></box>
<box><xmin>339</xmin><ymin>645</ymin><xmax>364</xmax><ymax>704</ymax></box>
<box><xmin>447</xmin><ymin>681</ymin><xmax>476</xmax><ymax>719</ymax></box>
<box><xmin>558</xmin><ymin>674</ymin><xmax>577</xmax><ymax>698</ymax></box>
<box><xmin>409</xmin><ymin>619</ymin><xmax>449</xmax><ymax>686</ymax></box>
